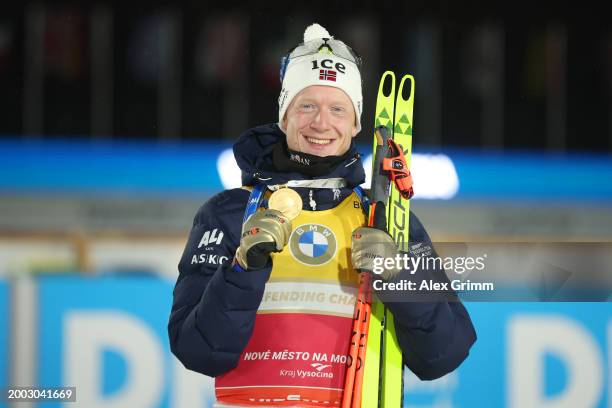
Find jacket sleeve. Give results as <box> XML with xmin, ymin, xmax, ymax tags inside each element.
<box><xmin>376</xmin><ymin>211</ymin><xmax>477</xmax><ymax>380</ymax></box>
<box><xmin>167</xmin><ymin>190</ymin><xmax>272</xmax><ymax>377</ymax></box>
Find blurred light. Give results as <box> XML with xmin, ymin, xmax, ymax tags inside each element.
<box><xmin>362</xmin><ymin>153</ymin><xmax>459</xmax><ymax>199</ymax></box>
<box><xmin>217</xmin><ymin>148</ymin><xmax>242</xmax><ymax>189</ymax></box>
<box><xmin>3</xmin><ymin>140</ymin><xmax>609</xmax><ymax>202</ymax></box>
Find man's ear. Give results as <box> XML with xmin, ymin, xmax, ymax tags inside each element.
<box><xmin>351</xmin><ymin>124</ymin><xmax>358</xmax><ymax>137</ymax></box>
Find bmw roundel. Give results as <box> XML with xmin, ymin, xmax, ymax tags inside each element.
<box><xmin>289</xmin><ymin>223</ymin><xmax>337</xmax><ymax>266</ymax></box>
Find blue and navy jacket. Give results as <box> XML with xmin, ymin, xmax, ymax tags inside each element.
<box><xmin>168</xmin><ymin>124</ymin><xmax>476</xmax><ymax>381</ymax></box>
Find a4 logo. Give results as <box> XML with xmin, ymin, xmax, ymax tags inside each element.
<box><xmin>198</xmin><ymin>228</ymin><xmax>224</xmax><ymax>248</ymax></box>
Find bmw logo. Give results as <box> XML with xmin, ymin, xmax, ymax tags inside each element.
<box><xmin>289</xmin><ymin>223</ymin><xmax>337</xmax><ymax>266</ymax></box>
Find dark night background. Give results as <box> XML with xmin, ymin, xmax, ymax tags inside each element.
<box><xmin>0</xmin><ymin>2</ymin><xmax>609</xmax><ymax>152</ymax></box>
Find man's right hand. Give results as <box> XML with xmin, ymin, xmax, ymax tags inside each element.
<box><xmin>235</xmin><ymin>209</ymin><xmax>292</xmax><ymax>270</ymax></box>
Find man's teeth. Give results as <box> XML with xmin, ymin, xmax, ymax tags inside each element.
<box><xmin>306</xmin><ymin>137</ymin><xmax>332</xmax><ymax>145</ymax></box>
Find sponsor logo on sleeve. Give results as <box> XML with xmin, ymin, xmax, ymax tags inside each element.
<box><xmin>190</xmin><ymin>229</ymin><xmax>229</xmax><ymax>266</ymax></box>
<box><xmin>198</xmin><ymin>228</ymin><xmax>224</xmax><ymax>248</ymax></box>
<box><xmin>190</xmin><ymin>254</ymin><xmax>229</xmax><ymax>266</ymax></box>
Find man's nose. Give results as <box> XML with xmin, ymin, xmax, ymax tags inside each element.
<box><xmin>310</xmin><ymin>108</ymin><xmax>330</xmax><ymax>131</ymax></box>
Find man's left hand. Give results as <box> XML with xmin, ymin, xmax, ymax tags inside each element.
<box><xmin>351</xmin><ymin>227</ymin><xmax>401</xmax><ymax>280</ymax></box>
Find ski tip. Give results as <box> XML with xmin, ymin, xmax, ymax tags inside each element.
<box><xmin>397</xmin><ymin>74</ymin><xmax>416</xmax><ymax>102</ymax></box>
<box><xmin>377</xmin><ymin>71</ymin><xmax>396</xmax><ymax>98</ymax></box>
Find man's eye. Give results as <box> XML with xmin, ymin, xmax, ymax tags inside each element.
<box><xmin>301</xmin><ymin>104</ymin><xmax>315</xmax><ymax>110</ymax></box>
<box><xmin>331</xmin><ymin>106</ymin><xmax>345</xmax><ymax>114</ymax></box>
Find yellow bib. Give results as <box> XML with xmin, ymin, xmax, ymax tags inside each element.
<box><xmin>216</xmin><ymin>191</ymin><xmax>368</xmax><ymax>406</ymax></box>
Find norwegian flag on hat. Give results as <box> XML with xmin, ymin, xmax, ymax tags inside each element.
<box><xmin>319</xmin><ymin>69</ymin><xmax>337</xmax><ymax>82</ymax></box>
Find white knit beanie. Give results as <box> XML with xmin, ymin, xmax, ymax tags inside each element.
<box><xmin>278</xmin><ymin>24</ymin><xmax>363</xmax><ymax>133</ymax></box>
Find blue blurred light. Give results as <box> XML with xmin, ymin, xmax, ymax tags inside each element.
<box><xmin>1</xmin><ymin>138</ymin><xmax>611</xmax><ymax>203</ymax></box>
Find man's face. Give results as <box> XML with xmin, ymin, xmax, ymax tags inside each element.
<box><xmin>282</xmin><ymin>85</ymin><xmax>358</xmax><ymax>157</ymax></box>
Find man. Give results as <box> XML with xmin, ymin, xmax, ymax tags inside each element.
<box><xmin>168</xmin><ymin>23</ymin><xmax>476</xmax><ymax>406</ymax></box>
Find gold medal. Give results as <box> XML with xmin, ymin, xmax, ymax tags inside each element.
<box><xmin>268</xmin><ymin>188</ymin><xmax>302</xmax><ymax>220</ymax></box>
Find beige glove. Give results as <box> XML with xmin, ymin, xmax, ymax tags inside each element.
<box><xmin>351</xmin><ymin>226</ymin><xmax>401</xmax><ymax>281</ymax></box>
<box><xmin>235</xmin><ymin>209</ymin><xmax>292</xmax><ymax>270</ymax></box>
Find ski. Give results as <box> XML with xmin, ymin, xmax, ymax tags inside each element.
<box><xmin>387</xmin><ymin>74</ymin><xmax>415</xmax><ymax>254</ymax></box>
<box><xmin>362</xmin><ymin>72</ymin><xmax>415</xmax><ymax>408</ymax></box>
<box><xmin>381</xmin><ymin>73</ymin><xmax>415</xmax><ymax>408</ymax></box>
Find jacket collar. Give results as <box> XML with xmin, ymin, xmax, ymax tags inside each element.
<box><xmin>233</xmin><ymin>123</ymin><xmax>365</xmax><ymax>188</ymax></box>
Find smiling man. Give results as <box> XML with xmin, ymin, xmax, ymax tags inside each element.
<box><xmin>168</xmin><ymin>24</ymin><xmax>476</xmax><ymax>407</ymax></box>
<box><xmin>283</xmin><ymin>85</ymin><xmax>357</xmax><ymax>157</ymax></box>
